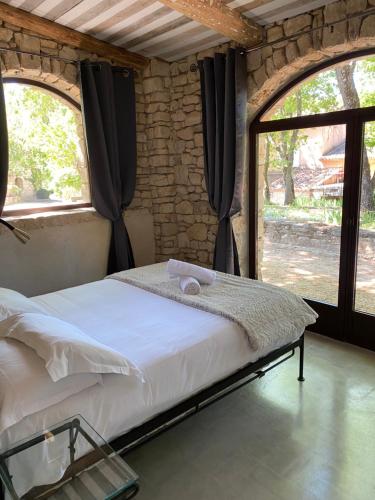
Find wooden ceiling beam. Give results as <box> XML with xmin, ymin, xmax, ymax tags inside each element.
<box><xmin>0</xmin><ymin>1</ymin><xmax>149</xmax><ymax>69</ymax></box>
<box><xmin>159</xmin><ymin>0</ymin><xmax>263</xmax><ymax>46</ymax></box>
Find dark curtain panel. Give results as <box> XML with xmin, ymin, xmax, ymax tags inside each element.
<box><xmin>199</xmin><ymin>48</ymin><xmax>247</xmax><ymax>275</ymax></box>
<box><xmin>0</xmin><ymin>68</ymin><xmax>8</xmax><ymax>216</ymax></box>
<box><xmin>80</xmin><ymin>61</ymin><xmax>137</xmax><ymax>274</ymax></box>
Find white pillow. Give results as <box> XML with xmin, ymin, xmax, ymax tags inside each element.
<box><xmin>0</xmin><ymin>288</ymin><xmax>46</xmax><ymax>321</ymax></box>
<box><xmin>0</xmin><ymin>313</ymin><xmax>141</xmax><ymax>382</ymax></box>
<box><xmin>0</xmin><ymin>339</ymin><xmax>101</xmax><ymax>434</ymax></box>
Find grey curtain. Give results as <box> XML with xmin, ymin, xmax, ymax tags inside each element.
<box><xmin>0</xmin><ymin>68</ymin><xmax>8</xmax><ymax>216</ymax></box>
<box><xmin>198</xmin><ymin>48</ymin><xmax>247</xmax><ymax>275</ymax></box>
<box><xmin>80</xmin><ymin>61</ymin><xmax>137</xmax><ymax>274</ymax></box>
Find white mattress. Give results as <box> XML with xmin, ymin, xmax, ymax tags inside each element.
<box><xmin>1</xmin><ymin>278</ymin><xmax>302</xmax><ymax>495</ymax></box>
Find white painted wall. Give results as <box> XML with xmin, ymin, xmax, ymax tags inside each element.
<box><xmin>0</xmin><ymin>210</ymin><xmax>155</xmax><ymax>297</ymax></box>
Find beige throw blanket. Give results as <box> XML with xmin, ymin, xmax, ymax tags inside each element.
<box><xmin>107</xmin><ymin>263</ymin><xmax>318</xmax><ymax>351</ymax></box>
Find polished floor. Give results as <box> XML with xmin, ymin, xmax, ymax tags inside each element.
<box><xmin>125</xmin><ymin>333</ymin><xmax>375</xmax><ymax>500</ymax></box>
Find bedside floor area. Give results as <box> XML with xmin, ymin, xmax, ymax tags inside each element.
<box><xmin>125</xmin><ymin>333</ymin><xmax>375</xmax><ymax>500</ymax></box>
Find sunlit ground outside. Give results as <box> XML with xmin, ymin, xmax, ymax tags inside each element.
<box><xmin>261</xmin><ymin>239</ymin><xmax>375</xmax><ymax>315</ymax></box>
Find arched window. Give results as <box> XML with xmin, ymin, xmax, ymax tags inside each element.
<box><xmin>249</xmin><ymin>50</ymin><xmax>375</xmax><ymax>350</ymax></box>
<box><xmin>3</xmin><ymin>79</ymin><xmax>90</xmax><ymax>215</ymax></box>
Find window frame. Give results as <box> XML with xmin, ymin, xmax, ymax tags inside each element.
<box><xmin>2</xmin><ymin>77</ymin><xmax>91</xmax><ymax>217</ymax></box>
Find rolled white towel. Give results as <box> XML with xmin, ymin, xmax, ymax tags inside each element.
<box><xmin>179</xmin><ymin>276</ymin><xmax>201</xmax><ymax>295</ymax></box>
<box><xmin>167</xmin><ymin>259</ymin><xmax>216</xmax><ymax>285</ymax></box>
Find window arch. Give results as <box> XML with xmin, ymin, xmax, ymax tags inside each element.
<box><xmin>249</xmin><ymin>49</ymin><xmax>375</xmax><ymax>350</ymax></box>
<box><xmin>3</xmin><ymin>78</ymin><xmax>90</xmax><ymax>216</ymax></box>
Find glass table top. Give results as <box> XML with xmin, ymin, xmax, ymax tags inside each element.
<box><xmin>0</xmin><ymin>415</ymin><xmax>138</xmax><ymax>499</ymax></box>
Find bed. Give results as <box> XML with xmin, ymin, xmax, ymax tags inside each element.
<box><xmin>0</xmin><ymin>263</ymin><xmax>315</xmax><ymax>498</ymax></box>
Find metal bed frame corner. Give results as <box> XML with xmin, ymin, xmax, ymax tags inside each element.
<box><xmin>0</xmin><ymin>333</ymin><xmax>306</xmax><ymax>499</ymax></box>
<box><xmin>110</xmin><ymin>332</ymin><xmax>306</xmax><ymax>455</ymax></box>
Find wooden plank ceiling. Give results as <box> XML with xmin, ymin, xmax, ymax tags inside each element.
<box><xmin>3</xmin><ymin>0</ymin><xmax>336</xmax><ymax>61</ymax></box>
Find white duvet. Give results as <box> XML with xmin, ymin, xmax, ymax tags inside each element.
<box><xmin>0</xmin><ymin>278</ymin><xmax>303</xmax><ymax>496</ymax></box>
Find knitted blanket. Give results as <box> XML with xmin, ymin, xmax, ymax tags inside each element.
<box><xmin>107</xmin><ymin>263</ymin><xmax>317</xmax><ymax>351</ymax></box>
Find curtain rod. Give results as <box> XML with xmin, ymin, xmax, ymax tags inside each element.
<box><xmin>245</xmin><ymin>7</ymin><xmax>375</xmax><ymax>54</ymax></box>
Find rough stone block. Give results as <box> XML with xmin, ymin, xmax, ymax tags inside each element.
<box><xmin>194</xmin><ymin>134</ymin><xmax>203</xmax><ymax>148</ymax></box>
<box><xmin>63</xmin><ymin>63</ymin><xmax>77</xmax><ymax>84</ymax></box>
<box><xmin>154</xmin><ymin>125</ymin><xmax>170</xmax><ymax>139</ymax></box>
<box><xmin>265</xmin><ymin>57</ymin><xmax>275</xmax><ymax>77</ymax></box>
<box><xmin>267</xmin><ymin>25</ymin><xmax>283</xmax><ymax>43</ymax></box>
<box><xmin>322</xmin><ymin>22</ymin><xmax>347</xmax><ymax>49</ymax></box>
<box><xmin>297</xmin><ymin>33</ymin><xmax>313</xmax><ymax>56</ymax></box>
<box><xmin>284</xmin><ymin>14</ymin><xmax>311</xmax><ymax>36</ymax></box>
<box><xmin>2</xmin><ymin>51</ymin><xmax>19</xmax><ymax>70</ymax></box>
<box><xmin>160</xmin><ymin>203</ymin><xmax>174</xmax><ymax>214</ymax></box>
<box><xmin>176</xmin><ymin>201</ymin><xmax>193</xmax><ymax>214</ymax></box>
<box><xmin>285</xmin><ymin>41</ymin><xmax>299</xmax><ymax>63</ymax></box>
<box><xmin>189</xmin><ymin>173</ymin><xmax>202</xmax><ymax>186</ymax></box>
<box><xmin>0</xmin><ymin>28</ymin><xmax>12</xmax><ymax>43</ymax></box>
<box><xmin>150</xmin><ymin>91</ymin><xmax>170</xmax><ymax>103</ymax></box>
<box><xmin>187</xmin><ymin>223</ymin><xmax>207</xmax><ymax>241</ymax></box>
<box><xmin>273</xmin><ymin>49</ymin><xmax>286</xmax><ymax>69</ymax></box>
<box><xmin>175</xmin><ymin>165</ymin><xmax>189</xmax><ymax>184</ymax></box>
<box><xmin>172</xmin><ymin>74</ymin><xmax>187</xmax><ymax>86</ymax></box>
<box><xmin>150</xmin><ymin>58</ymin><xmax>170</xmax><ymax>76</ymax></box>
<box><xmin>143</xmin><ymin>77</ymin><xmax>164</xmax><ymax>94</ymax></box>
<box><xmin>16</xmin><ymin>33</ymin><xmax>41</xmax><ymax>54</ymax></box>
<box><xmin>185</xmin><ymin>111</ymin><xmax>201</xmax><ymax>126</ymax></box>
<box><xmin>59</xmin><ymin>46</ymin><xmax>77</xmax><ymax>60</ymax></box>
<box><xmin>178</xmin><ymin>232</ymin><xmax>190</xmax><ymax>248</ymax></box>
<box><xmin>172</xmin><ymin>111</ymin><xmax>186</xmax><ymax>122</ymax></box>
<box><xmin>161</xmin><ymin>223</ymin><xmax>178</xmax><ymax>236</ymax></box>
<box><xmin>246</xmin><ymin>49</ymin><xmax>262</xmax><ymax>72</ymax></box>
<box><xmin>20</xmin><ymin>53</ymin><xmax>41</xmax><ymax>73</ymax></box>
<box><xmin>360</xmin><ymin>16</ymin><xmax>375</xmax><ymax>37</ymax></box>
<box><xmin>182</xmin><ymin>94</ymin><xmax>200</xmax><ymax>106</ymax></box>
<box><xmin>253</xmin><ymin>65</ymin><xmax>267</xmax><ymax>88</ymax></box>
<box><xmin>324</xmin><ymin>2</ymin><xmax>346</xmax><ymax>23</ymax></box>
<box><xmin>177</xmin><ymin>128</ymin><xmax>194</xmax><ymax>141</ymax></box>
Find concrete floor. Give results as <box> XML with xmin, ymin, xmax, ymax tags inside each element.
<box><xmin>125</xmin><ymin>333</ymin><xmax>375</xmax><ymax>500</ymax></box>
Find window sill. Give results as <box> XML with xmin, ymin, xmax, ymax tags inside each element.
<box><xmin>0</xmin><ymin>207</ymin><xmax>103</xmax><ymax>235</ymax></box>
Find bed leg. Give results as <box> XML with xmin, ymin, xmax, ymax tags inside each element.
<box><xmin>298</xmin><ymin>334</ymin><xmax>305</xmax><ymax>382</ymax></box>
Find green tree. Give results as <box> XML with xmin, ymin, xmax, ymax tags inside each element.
<box><xmin>335</xmin><ymin>59</ymin><xmax>375</xmax><ymax>211</ymax></box>
<box><xmin>5</xmin><ymin>84</ymin><xmax>83</xmax><ymax>200</ymax></box>
<box><xmin>267</xmin><ymin>72</ymin><xmax>339</xmax><ymax>205</ymax></box>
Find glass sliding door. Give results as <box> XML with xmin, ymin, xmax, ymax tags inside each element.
<box><xmin>354</xmin><ymin>121</ymin><xmax>375</xmax><ymax>316</ymax></box>
<box><xmin>249</xmin><ymin>51</ymin><xmax>375</xmax><ymax>350</ymax></box>
<box><xmin>258</xmin><ymin>125</ymin><xmax>345</xmax><ymax>306</ymax></box>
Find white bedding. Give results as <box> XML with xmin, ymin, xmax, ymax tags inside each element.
<box><xmin>0</xmin><ymin>278</ymin><xmax>303</xmax><ymax>495</ymax></box>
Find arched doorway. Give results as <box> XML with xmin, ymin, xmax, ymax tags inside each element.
<box><xmin>249</xmin><ymin>50</ymin><xmax>375</xmax><ymax>350</ymax></box>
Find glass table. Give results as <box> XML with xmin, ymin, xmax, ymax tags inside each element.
<box><xmin>0</xmin><ymin>415</ymin><xmax>139</xmax><ymax>499</ymax></box>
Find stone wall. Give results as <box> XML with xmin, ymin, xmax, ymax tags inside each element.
<box><xmin>265</xmin><ymin>220</ymin><xmax>375</xmax><ymax>259</ymax></box>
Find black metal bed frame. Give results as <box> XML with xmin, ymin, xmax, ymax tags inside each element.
<box><xmin>110</xmin><ymin>333</ymin><xmax>305</xmax><ymax>454</ymax></box>
<box><xmin>0</xmin><ymin>333</ymin><xmax>305</xmax><ymax>499</ymax></box>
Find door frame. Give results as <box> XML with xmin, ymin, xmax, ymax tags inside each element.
<box><xmin>248</xmin><ymin>49</ymin><xmax>375</xmax><ymax>351</ymax></box>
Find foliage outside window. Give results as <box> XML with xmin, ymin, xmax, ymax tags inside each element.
<box><xmin>261</xmin><ymin>56</ymin><xmax>375</xmax><ymax>219</ymax></box>
<box><xmin>4</xmin><ymin>82</ymin><xmax>90</xmax><ymax>213</ymax></box>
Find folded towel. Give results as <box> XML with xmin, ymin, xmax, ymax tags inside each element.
<box><xmin>179</xmin><ymin>276</ymin><xmax>201</xmax><ymax>295</ymax></box>
<box><xmin>167</xmin><ymin>259</ymin><xmax>216</xmax><ymax>285</ymax></box>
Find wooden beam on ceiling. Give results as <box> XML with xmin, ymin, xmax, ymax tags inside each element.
<box><xmin>0</xmin><ymin>1</ymin><xmax>148</xmax><ymax>69</ymax></box>
<box><xmin>159</xmin><ymin>0</ymin><xmax>263</xmax><ymax>46</ymax></box>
